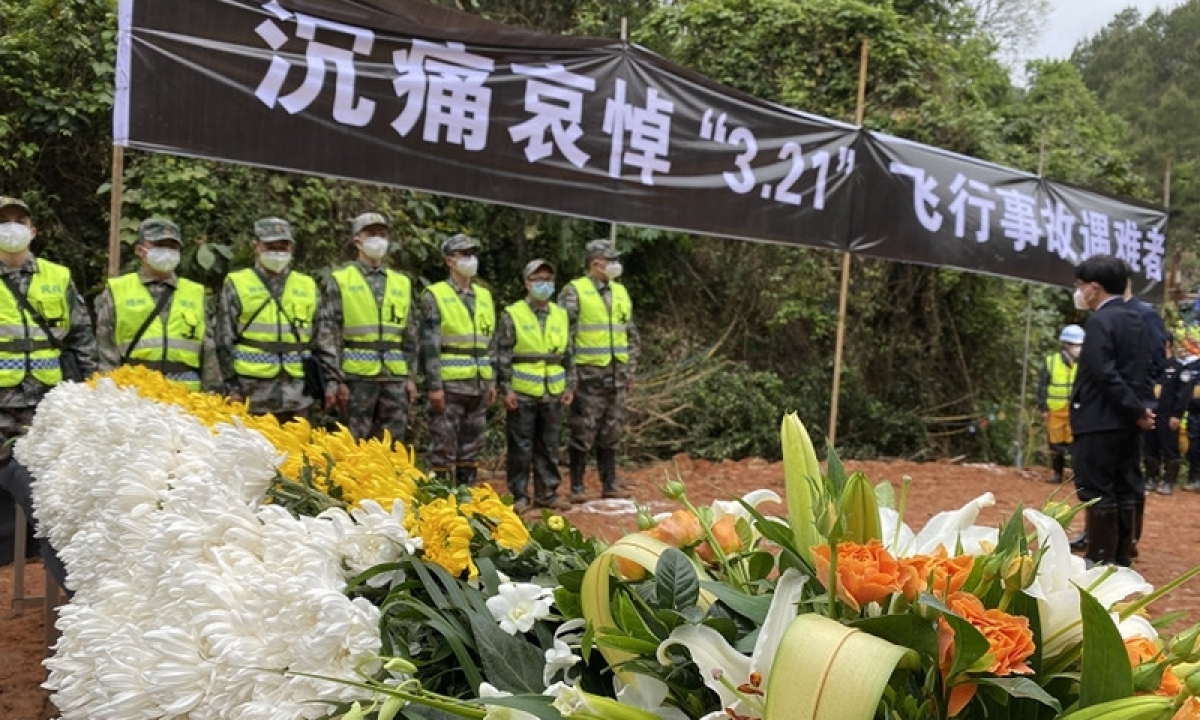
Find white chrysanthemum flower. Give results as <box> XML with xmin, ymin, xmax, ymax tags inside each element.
<box><xmin>486</xmin><ymin>582</ymin><xmax>554</xmax><ymax>635</ymax></box>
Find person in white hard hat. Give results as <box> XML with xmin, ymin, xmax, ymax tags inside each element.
<box><xmin>1037</xmin><ymin>324</ymin><xmax>1085</xmax><ymax>484</ymax></box>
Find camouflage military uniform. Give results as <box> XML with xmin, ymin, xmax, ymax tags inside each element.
<box><xmin>321</xmin><ymin>260</ymin><xmax>418</xmax><ymax>442</ymax></box>
<box><xmin>420</xmin><ymin>281</ymin><xmax>496</xmax><ymax>482</ymax></box>
<box><xmin>215</xmin><ymin>264</ymin><xmax>339</xmax><ymax>421</ymax></box>
<box><xmin>95</xmin><ymin>267</ymin><xmax>222</xmax><ymax>391</ymax></box>
<box><xmin>496</xmin><ymin>295</ymin><xmax>574</xmax><ymax>507</ymax></box>
<box><xmin>0</xmin><ymin>256</ymin><xmax>98</xmax><ymax>462</ymax></box>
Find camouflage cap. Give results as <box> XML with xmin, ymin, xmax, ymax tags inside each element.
<box><xmin>0</xmin><ymin>196</ymin><xmax>30</xmax><ymax>218</ymax></box>
<box><xmin>585</xmin><ymin>238</ymin><xmax>621</xmax><ymax>260</ymax></box>
<box><xmin>254</xmin><ymin>217</ymin><xmax>293</xmax><ymax>243</ymax></box>
<box><xmin>352</xmin><ymin>212</ymin><xmax>388</xmax><ymax>235</ymax></box>
<box><xmin>138</xmin><ymin>218</ymin><xmax>182</xmax><ymax>244</ymax></box>
<box><xmin>521</xmin><ymin>258</ymin><xmax>555</xmax><ymax>280</ymax></box>
<box><xmin>441</xmin><ymin>233</ymin><xmax>480</xmax><ymax>256</ymax></box>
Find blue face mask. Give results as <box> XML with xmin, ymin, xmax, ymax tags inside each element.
<box><xmin>530</xmin><ymin>280</ymin><xmax>555</xmax><ymax>301</ymax></box>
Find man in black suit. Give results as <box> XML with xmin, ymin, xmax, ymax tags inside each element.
<box><xmin>1070</xmin><ymin>255</ymin><xmax>1155</xmax><ymax>566</ymax></box>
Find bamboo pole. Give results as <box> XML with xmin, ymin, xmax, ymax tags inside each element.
<box><xmin>1162</xmin><ymin>157</ymin><xmax>1174</xmax><ymax>306</ymax></box>
<box><xmin>106</xmin><ymin>145</ymin><xmax>125</xmax><ymax>278</ymax></box>
<box><xmin>827</xmin><ymin>38</ymin><xmax>869</xmax><ymax>447</ymax></box>
<box><xmin>1014</xmin><ymin>132</ymin><xmax>1047</xmax><ymax>468</ymax></box>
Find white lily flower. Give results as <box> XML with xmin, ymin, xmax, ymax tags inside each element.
<box><xmin>656</xmin><ymin>568</ymin><xmax>807</xmax><ymax>719</ymax></box>
<box><xmin>486</xmin><ymin>582</ymin><xmax>554</xmax><ymax>635</ymax></box>
<box><xmin>545</xmin><ymin>638</ymin><xmax>581</xmax><ymax>686</ymax></box>
<box><xmin>881</xmin><ymin>492</ymin><xmax>998</xmax><ymax>557</ymax></box>
<box><xmin>479</xmin><ymin>683</ymin><xmax>539</xmax><ymax>720</ymax></box>
<box><xmin>1116</xmin><ymin>613</ymin><xmax>1158</xmax><ymax>641</ymax></box>
<box><xmin>1023</xmin><ymin>508</ymin><xmax>1153</xmax><ymax>657</ymax></box>
<box><xmin>710</xmin><ymin>489</ymin><xmax>782</xmax><ymax>522</ymax></box>
<box><xmin>614</xmin><ymin>673</ymin><xmax>690</xmax><ymax>720</ymax></box>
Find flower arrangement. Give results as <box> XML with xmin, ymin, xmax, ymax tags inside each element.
<box><xmin>18</xmin><ymin>370</ymin><xmax>1200</xmax><ymax>720</ymax></box>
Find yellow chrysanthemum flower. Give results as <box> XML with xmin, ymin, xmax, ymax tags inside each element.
<box><xmin>414</xmin><ymin>496</ymin><xmax>477</xmax><ymax>577</ymax></box>
<box><xmin>97</xmin><ymin>366</ymin><xmax>425</xmax><ymax>509</ymax></box>
<box><xmin>462</xmin><ymin>485</ymin><xmax>530</xmax><ymax>551</ymax></box>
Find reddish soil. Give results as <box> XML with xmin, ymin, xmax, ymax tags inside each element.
<box><xmin>5</xmin><ymin>456</ymin><xmax>1200</xmax><ymax>719</ymax></box>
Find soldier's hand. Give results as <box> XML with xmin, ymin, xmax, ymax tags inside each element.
<box><xmin>486</xmin><ymin>386</ymin><xmax>498</xmax><ymax>405</ymax></box>
<box><xmin>504</xmin><ymin>391</ymin><xmax>519</xmax><ymax>411</ymax></box>
<box><xmin>336</xmin><ymin>383</ymin><xmax>350</xmax><ymax>415</ymax></box>
<box><xmin>229</xmin><ymin>392</ymin><xmax>244</xmax><ymax>405</ymax></box>
<box><xmin>429</xmin><ymin>389</ymin><xmax>446</xmax><ymax>414</ymax></box>
<box><xmin>561</xmin><ymin>391</ymin><xmax>574</xmax><ymax>406</ymax></box>
<box><xmin>1136</xmin><ymin>408</ymin><xmax>1155</xmax><ymax>431</ymax></box>
<box><xmin>1171</xmin><ymin>417</ymin><xmax>1182</xmax><ymax>431</ymax></box>
<box><xmin>406</xmin><ymin>380</ymin><xmax>417</xmax><ymax>404</ymax></box>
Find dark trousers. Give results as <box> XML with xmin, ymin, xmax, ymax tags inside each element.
<box><xmin>506</xmin><ymin>398</ymin><xmax>563</xmax><ymax>503</ymax></box>
<box><xmin>1187</xmin><ymin>409</ymin><xmax>1200</xmax><ymax>468</ymax></box>
<box><xmin>1075</xmin><ymin>428</ymin><xmax>1144</xmax><ymax>508</ymax></box>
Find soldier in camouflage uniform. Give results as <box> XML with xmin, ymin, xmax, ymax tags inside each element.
<box><xmin>496</xmin><ymin>259</ymin><xmax>574</xmax><ymax>513</ymax></box>
<box><xmin>95</xmin><ymin>218</ymin><xmax>221</xmax><ymax>391</ymax></box>
<box><xmin>558</xmin><ymin>239</ymin><xmax>639</xmax><ymax>502</ymax></box>
<box><xmin>0</xmin><ymin>196</ymin><xmax>98</xmax><ymax>463</ymax></box>
<box><xmin>420</xmin><ymin>234</ymin><xmax>496</xmax><ymax>486</ymax></box>
<box><xmin>215</xmin><ymin>218</ymin><xmax>337</xmax><ymax>424</ymax></box>
<box><xmin>321</xmin><ymin>213</ymin><xmax>418</xmax><ymax>442</ymax></box>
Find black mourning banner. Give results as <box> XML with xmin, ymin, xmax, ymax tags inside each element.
<box><xmin>114</xmin><ymin>0</ymin><xmax>1169</xmax><ymax>299</ymax></box>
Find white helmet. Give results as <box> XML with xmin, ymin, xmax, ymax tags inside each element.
<box><xmin>1059</xmin><ymin>324</ymin><xmax>1085</xmax><ymax>344</ymax></box>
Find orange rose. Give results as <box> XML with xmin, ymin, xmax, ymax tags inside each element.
<box><xmin>1125</xmin><ymin>636</ymin><xmax>1182</xmax><ymax>696</ymax></box>
<box><xmin>650</xmin><ymin>509</ymin><xmax>704</xmax><ymax>548</ymax></box>
<box><xmin>696</xmin><ymin>515</ymin><xmax>742</xmax><ymax>563</ymax></box>
<box><xmin>811</xmin><ymin>540</ymin><xmax>904</xmax><ymax>612</ymax></box>
<box><xmin>1174</xmin><ymin>696</ymin><xmax>1200</xmax><ymax>720</ymax></box>
<box><xmin>938</xmin><ymin>618</ymin><xmax>977</xmax><ymax>716</ymax></box>
<box><xmin>899</xmin><ymin>548</ymin><xmax>975</xmax><ymax>600</ymax></box>
<box><xmin>946</xmin><ymin>592</ymin><xmax>1035</xmax><ymax>676</ymax></box>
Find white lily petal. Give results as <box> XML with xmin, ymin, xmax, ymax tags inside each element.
<box><xmin>657</xmin><ymin>625</ymin><xmax>751</xmax><ymax>710</ymax></box>
<box><xmin>1024</xmin><ymin>509</ymin><xmax>1077</xmax><ymax>598</ymax></box>
<box><xmin>1116</xmin><ymin>613</ymin><xmax>1158</xmax><ymax>641</ymax></box>
<box><xmin>879</xmin><ymin>507</ymin><xmax>916</xmax><ymax>557</ymax></box>
<box><xmin>911</xmin><ymin>492</ymin><xmax>995</xmax><ymax>556</ymax></box>
<box><xmin>750</xmin><ymin>568</ymin><xmax>807</xmax><ymax>688</ymax></box>
<box><xmin>1079</xmin><ymin>565</ymin><xmax>1153</xmax><ymax>608</ymax></box>
<box><xmin>615</xmin><ymin>673</ymin><xmax>671</xmax><ymax>711</ymax></box>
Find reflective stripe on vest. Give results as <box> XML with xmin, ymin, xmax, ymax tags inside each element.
<box><xmin>429</xmin><ymin>281</ymin><xmax>494</xmax><ymax>382</ymax></box>
<box><xmin>109</xmin><ymin>274</ymin><xmax>206</xmax><ymax>391</ymax></box>
<box><xmin>570</xmin><ymin>277</ymin><xmax>631</xmax><ymax>367</ymax></box>
<box><xmin>332</xmin><ymin>264</ymin><xmax>411</xmax><ymax>377</ymax></box>
<box><xmin>1045</xmin><ymin>353</ymin><xmax>1076</xmax><ymax>411</ymax></box>
<box><xmin>228</xmin><ymin>268</ymin><xmax>317</xmax><ymax>379</ymax></box>
<box><xmin>0</xmin><ymin>261</ymin><xmax>71</xmax><ymax>388</ymax></box>
<box><xmin>505</xmin><ymin>300</ymin><xmax>568</xmax><ymax>397</ymax></box>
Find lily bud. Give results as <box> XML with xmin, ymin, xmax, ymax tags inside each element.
<box><xmin>1002</xmin><ymin>556</ymin><xmax>1036</xmax><ymax>591</ymax></box>
<box><xmin>782</xmin><ymin>412</ymin><xmax>822</xmax><ymax>566</ymax></box>
<box><xmin>838</xmin><ymin>472</ymin><xmax>882</xmax><ymax>544</ymax></box>
<box><xmin>384</xmin><ymin>657</ymin><xmax>418</xmax><ymax>674</ymax></box>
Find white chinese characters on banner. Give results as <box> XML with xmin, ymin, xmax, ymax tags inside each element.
<box><xmin>254</xmin><ymin>1</ymin><xmax>376</xmax><ymax>127</ymax></box>
<box><xmin>890</xmin><ymin>163</ymin><xmax>1164</xmax><ymax>279</ymax></box>
<box><xmin>603</xmin><ymin>79</ymin><xmax>675</xmax><ymax>186</ymax></box>
<box><xmin>509</xmin><ymin>64</ymin><xmax>596</xmax><ymax>168</ymax></box>
<box><xmin>393</xmin><ymin>40</ymin><xmax>495</xmax><ymax>151</ymax></box>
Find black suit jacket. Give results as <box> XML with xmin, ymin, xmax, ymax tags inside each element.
<box><xmin>1070</xmin><ymin>297</ymin><xmax>1152</xmax><ymax>435</ymax></box>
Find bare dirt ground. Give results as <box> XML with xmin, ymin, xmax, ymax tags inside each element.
<box><xmin>4</xmin><ymin>456</ymin><xmax>1200</xmax><ymax>719</ymax></box>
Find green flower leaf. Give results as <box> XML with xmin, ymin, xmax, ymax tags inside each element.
<box><xmin>656</xmin><ymin>547</ymin><xmax>700</xmax><ymax>610</ymax></box>
<box><xmin>467</xmin><ymin>611</ymin><xmax>546</xmax><ymax>694</ymax></box>
<box><xmin>1079</xmin><ymin>587</ymin><xmax>1133</xmax><ymax>706</ymax></box>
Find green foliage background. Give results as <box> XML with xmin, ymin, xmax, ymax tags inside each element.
<box><xmin>0</xmin><ymin>0</ymin><xmax>1177</xmax><ymax>464</ymax></box>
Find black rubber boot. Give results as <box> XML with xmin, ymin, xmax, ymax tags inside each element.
<box><xmin>1084</xmin><ymin>505</ymin><xmax>1121</xmax><ymax>565</ymax></box>
<box><xmin>1117</xmin><ymin>500</ymin><xmax>1140</xmax><ymax>566</ymax></box>
<box><xmin>1160</xmin><ymin>460</ymin><xmax>1180</xmax><ymax>496</ymax></box>
<box><xmin>1186</xmin><ymin>469</ymin><xmax>1200</xmax><ymax>492</ymax></box>
<box><xmin>1069</xmin><ymin>532</ymin><xmax>1088</xmax><ymax>553</ymax></box>
<box><xmin>1049</xmin><ymin>451</ymin><xmax>1065</xmax><ymax>484</ymax></box>
<box><xmin>597</xmin><ymin>448</ymin><xmax>629</xmax><ymax>499</ymax></box>
<box><xmin>569</xmin><ymin>448</ymin><xmax>588</xmax><ymax>502</ymax></box>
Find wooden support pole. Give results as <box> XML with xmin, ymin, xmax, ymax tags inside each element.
<box><xmin>1014</xmin><ymin>132</ymin><xmax>1047</xmax><ymax>467</ymax></box>
<box><xmin>106</xmin><ymin>145</ymin><xmax>125</xmax><ymax>278</ymax></box>
<box><xmin>827</xmin><ymin>38</ymin><xmax>869</xmax><ymax>447</ymax></box>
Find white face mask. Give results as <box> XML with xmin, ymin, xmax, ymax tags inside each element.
<box><xmin>260</xmin><ymin>251</ymin><xmax>292</xmax><ymax>274</ymax></box>
<box><xmin>360</xmin><ymin>236</ymin><xmax>389</xmax><ymax>260</ymax></box>
<box><xmin>1073</xmin><ymin>287</ymin><xmax>1089</xmax><ymax>311</ymax></box>
<box><xmin>0</xmin><ymin>222</ymin><xmax>33</xmax><ymax>253</ymax></box>
<box><xmin>604</xmin><ymin>261</ymin><xmax>623</xmax><ymax>280</ymax></box>
<box><xmin>144</xmin><ymin>247</ymin><xmax>180</xmax><ymax>274</ymax></box>
<box><xmin>455</xmin><ymin>256</ymin><xmax>479</xmax><ymax>278</ymax></box>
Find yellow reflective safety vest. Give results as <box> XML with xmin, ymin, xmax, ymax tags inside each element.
<box><xmin>109</xmin><ymin>274</ymin><xmax>205</xmax><ymax>390</ymax></box>
<box><xmin>0</xmin><ymin>260</ymin><xmax>71</xmax><ymax>387</ymax></box>
<box><xmin>570</xmin><ymin>277</ymin><xmax>631</xmax><ymax>367</ymax></box>
<box><xmin>1045</xmin><ymin>352</ymin><xmax>1076</xmax><ymax>411</ymax></box>
<box><xmin>505</xmin><ymin>300</ymin><xmax>568</xmax><ymax>397</ymax></box>
<box><xmin>332</xmin><ymin>264</ymin><xmax>411</xmax><ymax>377</ymax></box>
<box><xmin>228</xmin><ymin>268</ymin><xmax>317</xmax><ymax>379</ymax></box>
<box><xmin>429</xmin><ymin>281</ymin><xmax>494</xmax><ymax>382</ymax></box>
